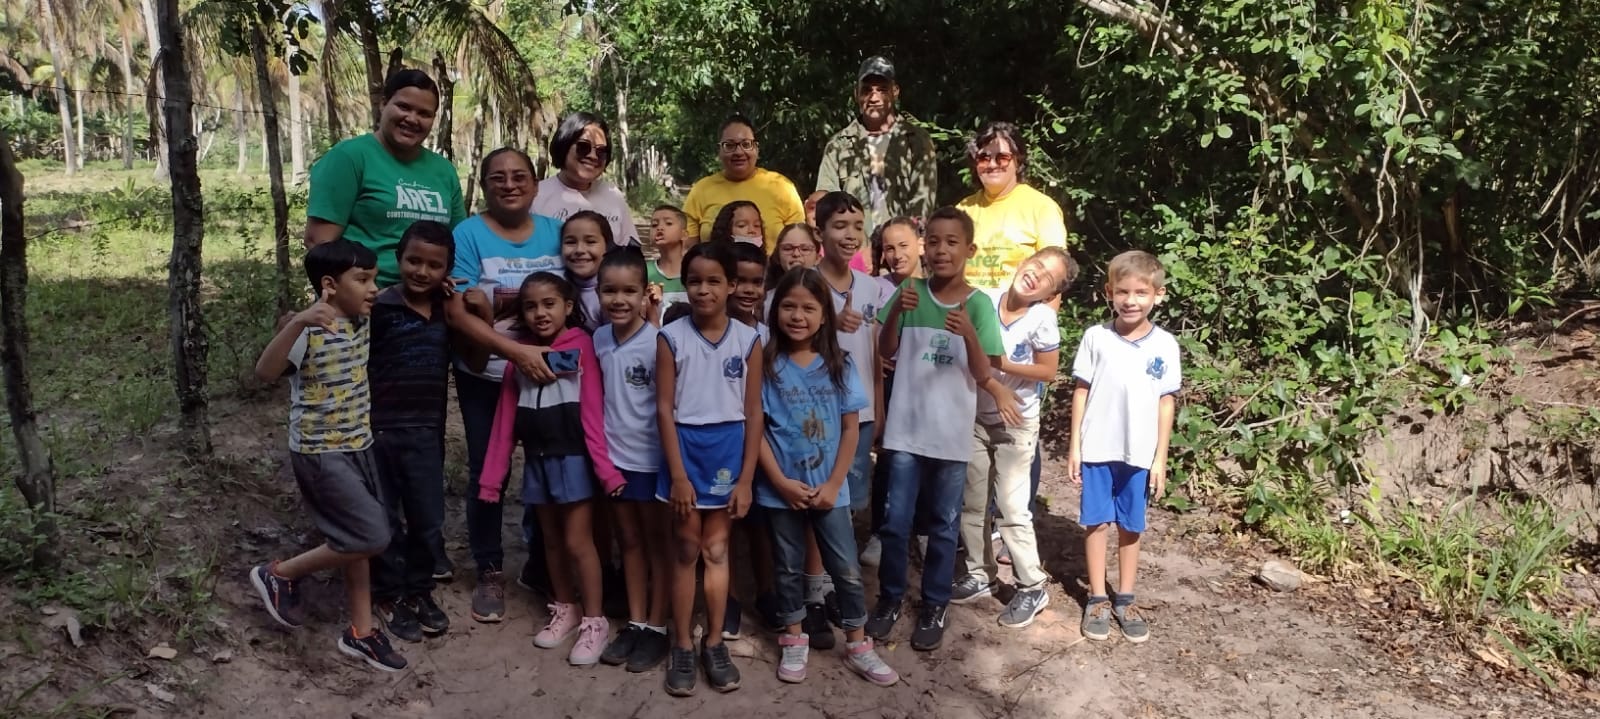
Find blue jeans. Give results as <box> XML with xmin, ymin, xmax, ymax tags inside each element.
<box><xmin>877</xmin><ymin>452</ymin><xmax>966</xmax><ymax>608</ymax></box>
<box><xmin>847</xmin><ymin>421</ymin><xmax>875</xmax><ymax>512</ymax></box>
<box><xmin>767</xmin><ymin>505</ymin><xmax>868</xmax><ymax>629</ymax></box>
<box><xmin>456</xmin><ymin>368</ymin><xmax>545</xmax><ymax>575</ymax></box>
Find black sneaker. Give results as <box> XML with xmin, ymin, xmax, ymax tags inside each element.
<box><xmin>431</xmin><ymin>566</ymin><xmax>455</xmax><ymax>582</ymax></box>
<box><xmin>911</xmin><ymin>604</ymin><xmax>948</xmax><ymax>651</ymax></box>
<box><xmin>998</xmin><ymin>585</ymin><xmax>1050</xmax><ymax>629</ymax></box>
<box><xmin>376</xmin><ymin>600</ymin><xmax>424</xmax><ymax>643</ymax></box>
<box><xmin>471</xmin><ymin>569</ymin><xmax>506</xmax><ymax>623</ymax></box>
<box><xmin>950</xmin><ymin>575</ymin><xmax>997</xmax><ymax>605</ymax></box>
<box><xmin>803</xmin><ymin>603</ymin><xmax>835</xmax><ymax>650</ymax></box>
<box><xmin>626</xmin><ymin>628</ymin><xmax>670</xmax><ymax>673</ymax></box>
<box><xmin>337</xmin><ymin>627</ymin><xmax>407</xmax><ymax>672</ymax></box>
<box><xmin>824</xmin><ymin>589</ymin><xmax>843</xmax><ymax>628</ymax></box>
<box><xmin>409</xmin><ymin>593</ymin><xmax>449</xmax><ymax>635</ymax></box>
<box><xmin>664</xmin><ymin>645</ymin><xmax>697</xmax><ymax>696</ymax></box>
<box><xmin>702</xmin><ymin>641</ymin><xmax>741</xmax><ymax>692</ymax></box>
<box><xmin>249</xmin><ymin>564</ymin><xmax>304</xmax><ymax>628</ymax></box>
<box><xmin>721</xmin><ymin>595</ymin><xmax>743</xmax><ymax>640</ymax></box>
<box><xmin>755</xmin><ymin>592</ymin><xmax>785</xmax><ymax>634</ymax></box>
<box><xmin>602</xmin><ymin>624</ymin><xmax>646</xmax><ymax>666</ymax></box>
<box><xmin>864</xmin><ymin>599</ymin><xmax>902</xmax><ymax>642</ymax></box>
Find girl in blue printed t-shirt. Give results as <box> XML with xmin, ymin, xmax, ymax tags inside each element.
<box><xmin>756</xmin><ymin>268</ymin><xmax>899</xmax><ymax>688</ymax></box>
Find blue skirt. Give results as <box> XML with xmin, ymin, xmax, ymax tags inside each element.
<box><xmin>656</xmin><ymin>422</ymin><xmax>745</xmax><ymax>509</ymax></box>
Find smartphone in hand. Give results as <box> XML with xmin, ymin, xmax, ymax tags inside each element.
<box><xmin>544</xmin><ymin>349</ymin><xmax>581</xmax><ymax>375</ymax></box>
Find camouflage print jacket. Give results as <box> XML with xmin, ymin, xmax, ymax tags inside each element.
<box><xmin>815</xmin><ymin>116</ymin><xmax>938</xmax><ymax>233</ymax></box>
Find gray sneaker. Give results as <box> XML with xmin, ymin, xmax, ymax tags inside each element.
<box><xmin>1114</xmin><ymin>601</ymin><xmax>1150</xmax><ymax>643</ymax></box>
<box><xmin>998</xmin><ymin>585</ymin><xmax>1049</xmax><ymax>628</ymax></box>
<box><xmin>950</xmin><ymin>575</ymin><xmax>996</xmax><ymax>605</ymax></box>
<box><xmin>1081</xmin><ymin>598</ymin><xmax>1112</xmax><ymax>641</ymax></box>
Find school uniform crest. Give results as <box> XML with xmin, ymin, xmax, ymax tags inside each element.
<box><xmin>723</xmin><ymin>356</ymin><xmax>745</xmax><ymax>380</ymax></box>
<box><xmin>1011</xmin><ymin>342</ymin><xmax>1030</xmax><ymax>361</ymax></box>
<box><xmin>1147</xmin><ymin>356</ymin><xmax>1167</xmax><ymax>380</ymax></box>
<box><xmin>929</xmin><ymin>333</ymin><xmax>951</xmax><ymax>350</ymax></box>
<box><xmin>625</xmin><ymin>362</ymin><xmax>652</xmax><ymax>388</ymax></box>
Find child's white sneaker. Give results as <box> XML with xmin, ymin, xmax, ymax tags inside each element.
<box><xmin>777</xmin><ymin>632</ymin><xmax>809</xmax><ymax>683</ymax></box>
<box><xmin>845</xmin><ymin>638</ymin><xmax>899</xmax><ymax>686</ymax></box>
<box><xmin>859</xmin><ymin>535</ymin><xmax>883</xmax><ymax>567</ymax></box>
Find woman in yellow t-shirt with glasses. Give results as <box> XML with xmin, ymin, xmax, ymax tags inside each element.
<box><xmin>954</xmin><ymin>121</ymin><xmax>1070</xmax><ymax>295</ymax></box>
<box><xmin>683</xmin><ymin>114</ymin><xmax>806</xmax><ymax>254</ymax></box>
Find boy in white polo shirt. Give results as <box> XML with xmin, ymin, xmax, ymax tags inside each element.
<box><xmin>867</xmin><ymin>206</ymin><xmax>1005</xmax><ymax>652</ymax></box>
<box><xmin>1068</xmin><ymin>250</ymin><xmax>1182</xmax><ymax>644</ymax></box>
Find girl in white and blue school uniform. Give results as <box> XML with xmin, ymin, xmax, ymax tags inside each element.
<box><xmin>756</xmin><ymin>267</ymin><xmax>899</xmax><ymax>688</ymax></box>
<box><xmin>655</xmin><ymin>242</ymin><xmax>764</xmax><ymax>697</ymax></box>
<box><xmin>475</xmin><ymin>272</ymin><xmax>624</xmax><ymax>667</ymax></box>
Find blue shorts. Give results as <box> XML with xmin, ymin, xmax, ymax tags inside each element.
<box><xmin>1079</xmin><ymin>461</ymin><xmax>1148</xmax><ymax>533</ymax></box>
<box><xmin>521</xmin><ymin>455</ymin><xmax>595</xmax><ymax>505</ymax></box>
<box><xmin>846</xmin><ymin>421</ymin><xmax>875</xmax><ymax>512</ymax></box>
<box><xmin>657</xmin><ymin>421</ymin><xmax>744</xmax><ymax>509</ymax></box>
<box><xmin>615</xmin><ymin>469</ymin><xmax>659</xmax><ymax>502</ymax></box>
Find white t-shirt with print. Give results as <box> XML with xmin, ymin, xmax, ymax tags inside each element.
<box><xmin>659</xmin><ymin>316</ymin><xmax>761</xmax><ymax>426</ymax></box>
<box><xmin>876</xmin><ymin>279</ymin><xmax>1004</xmax><ymax>462</ymax></box>
<box><xmin>1070</xmin><ymin>323</ymin><xmax>1182</xmax><ymax>469</ymax></box>
<box><xmin>978</xmin><ymin>289</ymin><xmax>1060</xmax><ymax>422</ymax></box>
<box><xmin>594</xmin><ymin>322</ymin><xmax>660</xmax><ymax>472</ymax></box>
<box><xmin>827</xmin><ymin>269</ymin><xmax>886</xmax><ymax>424</ymax></box>
<box><xmin>530</xmin><ymin>176</ymin><xmax>640</xmax><ymax>246</ymax></box>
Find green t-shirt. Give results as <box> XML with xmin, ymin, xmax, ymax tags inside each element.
<box><xmin>307</xmin><ymin>134</ymin><xmax>467</xmax><ymax>286</ymax></box>
<box><xmin>648</xmin><ymin>259</ymin><xmax>687</xmax><ymax>323</ymax></box>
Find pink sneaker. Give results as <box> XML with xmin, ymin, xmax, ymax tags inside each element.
<box><xmin>533</xmin><ymin>602</ymin><xmax>579</xmax><ymax>649</ymax></box>
<box><xmin>569</xmin><ymin>616</ymin><xmax>609</xmax><ymax>666</ymax></box>
<box><xmin>777</xmin><ymin>632</ymin><xmax>809</xmax><ymax>683</ymax></box>
<box><xmin>845</xmin><ymin>638</ymin><xmax>899</xmax><ymax>686</ymax></box>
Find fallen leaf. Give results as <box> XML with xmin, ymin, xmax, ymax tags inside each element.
<box><xmin>147</xmin><ymin>643</ymin><xmax>178</xmax><ymax>660</ymax></box>
<box><xmin>1472</xmin><ymin>646</ymin><xmax>1509</xmax><ymax>669</ymax></box>
<box><xmin>211</xmin><ymin>649</ymin><xmax>233</xmax><ymax>664</ymax></box>
<box><xmin>41</xmin><ymin>608</ymin><xmax>84</xmax><ymax>648</ymax></box>
<box><xmin>145</xmin><ymin>683</ymin><xmax>176</xmax><ymax>703</ymax></box>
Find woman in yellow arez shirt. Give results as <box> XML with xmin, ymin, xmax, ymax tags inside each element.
<box><xmin>683</xmin><ymin>113</ymin><xmax>805</xmax><ymax>253</ymax></box>
<box><xmin>955</xmin><ymin>121</ymin><xmax>1069</xmax><ymax>294</ymax></box>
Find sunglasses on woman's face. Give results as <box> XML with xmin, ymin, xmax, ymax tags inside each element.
<box><xmin>974</xmin><ymin>151</ymin><xmax>1015</xmax><ymax>167</ymax></box>
<box><xmin>575</xmin><ymin>140</ymin><xmax>611</xmax><ymax>162</ymax></box>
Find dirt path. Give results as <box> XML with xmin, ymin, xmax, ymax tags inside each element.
<box><xmin>182</xmin><ymin>450</ymin><xmax>1585</xmax><ymax>719</ymax></box>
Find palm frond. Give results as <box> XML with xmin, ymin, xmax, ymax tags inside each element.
<box><xmin>387</xmin><ymin>0</ymin><xmax>541</xmax><ymax>132</ymax></box>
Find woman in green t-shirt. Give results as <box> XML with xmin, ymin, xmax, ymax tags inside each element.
<box><xmin>305</xmin><ymin>69</ymin><xmax>467</xmax><ymax>287</ymax></box>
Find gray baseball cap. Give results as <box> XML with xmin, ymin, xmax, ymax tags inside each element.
<box><xmin>857</xmin><ymin>56</ymin><xmax>895</xmax><ymax>84</ymax></box>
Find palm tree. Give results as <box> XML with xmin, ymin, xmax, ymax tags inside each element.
<box><xmin>35</xmin><ymin>0</ymin><xmax>77</xmax><ymax>174</ymax></box>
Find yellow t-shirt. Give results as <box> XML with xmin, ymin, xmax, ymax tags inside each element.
<box><xmin>956</xmin><ymin>183</ymin><xmax>1069</xmax><ymax>291</ymax></box>
<box><xmin>683</xmin><ymin>167</ymin><xmax>806</xmax><ymax>253</ymax></box>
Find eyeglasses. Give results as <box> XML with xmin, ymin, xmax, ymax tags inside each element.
<box><xmin>486</xmin><ymin>171</ymin><xmax>532</xmax><ymax>184</ymax></box>
<box><xmin>974</xmin><ymin>151</ymin><xmax>1015</xmax><ymax>167</ymax></box>
<box><xmin>719</xmin><ymin>140</ymin><xmax>759</xmax><ymax>152</ymax></box>
<box><xmin>575</xmin><ymin>140</ymin><xmax>610</xmax><ymax>162</ymax></box>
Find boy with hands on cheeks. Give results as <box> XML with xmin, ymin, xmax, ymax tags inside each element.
<box><xmin>1068</xmin><ymin>250</ymin><xmax>1181</xmax><ymax>644</ymax></box>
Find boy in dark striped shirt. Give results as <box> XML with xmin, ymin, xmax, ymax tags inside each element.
<box><xmin>368</xmin><ymin>221</ymin><xmax>457</xmax><ymax>641</ymax></box>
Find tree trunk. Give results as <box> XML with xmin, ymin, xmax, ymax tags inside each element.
<box><xmin>287</xmin><ymin>58</ymin><xmax>306</xmax><ymax>184</ymax></box>
<box><xmin>615</xmin><ymin>72</ymin><xmax>630</xmax><ymax>192</ymax></box>
<box><xmin>353</xmin><ymin>1</ymin><xmax>384</xmax><ymax>131</ymax></box>
<box><xmin>37</xmin><ymin>0</ymin><xmax>76</xmax><ymax>175</ymax></box>
<box><xmin>0</xmin><ymin>127</ymin><xmax>60</xmax><ymax>569</ymax></box>
<box><xmin>432</xmin><ymin>53</ymin><xmax>454</xmax><ymax>162</ymax></box>
<box><xmin>119</xmin><ymin>22</ymin><xmax>137</xmax><ymax>169</ymax></box>
<box><xmin>464</xmin><ymin>100</ymin><xmax>486</xmax><ymax>213</ymax></box>
<box><xmin>490</xmin><ymin>94</ymin><xmax>502</xmax><ymax>150</ymax></box>
<box><xmin>156</xmin><ymin>0</ymin><xmax>211</xmax><ymax>459</ymax></box>
<box><xmin>140</xmin><ymin>0</ymin><xmax>169</xmax><ymax>179</ymax></box>
<box><xmin>73</xmin><ymin>78</ymin><xmax>85</xmax><ymax>169</ymax></box>
<box><xmin>320</xmin><ymin>0</ymin><xmax>344</xmax><ymax>142</ymax></box>
<box><xmin>251</xmin><ymin>23</ymin><xmax>294</xmax><ymax>317</ymax></box>
<box><xmin>235</xmin><ymin>85</ymin><xmax>248</xmax><ymax>173</ymax></box>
